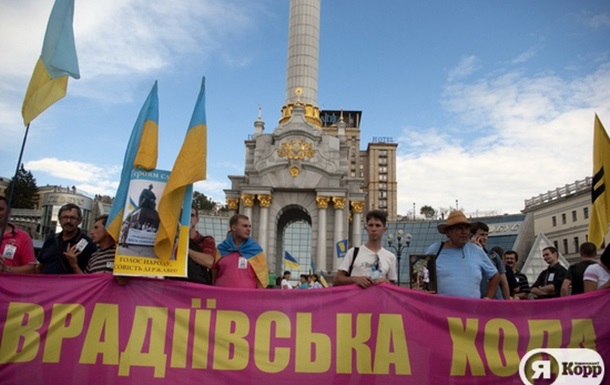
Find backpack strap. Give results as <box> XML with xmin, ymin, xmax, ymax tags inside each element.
<box><xmin>436</xmin><ymin>241</ymin><xmax>444</xmax><ymax>258</ymax></box>
<box><xmin>348</xmin><ymin>247</ymin><xmax>360</xmax><ymax>276</ymax></box>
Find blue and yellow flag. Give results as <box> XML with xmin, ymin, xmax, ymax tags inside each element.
<box><xmin>22</xmin><ymin>0</ymin><xmax>80</xmax><ymax>126</ymax></box>
<box><xmin>319</xmin><ymin>270</ymin><xmax>329</xmax><ymax>288</ymax></box>
<box><xmin>336</xmin><ymin>239</ymin><xmax>348</xmax><ymax>258</ymax></box>
<box><xmin>285</xmin><ymin>251</ymin><xmax>301</xmax><ymax>270</ymax></box>
<box><xmin>588</xmin><ymin>114</ymin><xmax>610</xmax><ymax>247</ymax></box>
<box><xmin>155</xmin><ymin>77</ymin><xmax>207</xmax><ymax>262</ymax></box>
<box><xmin>310</xmin><ymin>258</ymin><xmax>328</xmax><ymax>287</ymax></box>
<box><xmin>106</xmin><ymin>83</ymin><xmax>159</xmax><ymax>242</ymax></box>
<box><xmin>216</xmin><ymin>236</ymin><xmax>268</xmax><ymax>288</ymax></box>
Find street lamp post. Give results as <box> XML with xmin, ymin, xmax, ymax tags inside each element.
<box><xmin>386</xmin><ymin>229</ymin><xmax>412</xmax><ymax>286</ymax></box>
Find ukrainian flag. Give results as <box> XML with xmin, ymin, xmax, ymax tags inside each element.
<box><xmin>155</xmin><ymin>77</ymin><xmax>207</xmax><ymax>262</ymax></box>
<box><xmin>319</xmin><ymin>270</ymin><xmax>329</xmax><ymax>288</ymax></box>
<box><xmin>106</xmin><ymin>83</ymin><xmax>159</xmax><ymax>242</ymax></box>
<box><xmin>22</xmin><ymin>0</ymin><xmax>80</xmax><ymax>126</ymax></box>
<box><xmin>284</xmin><ymin>251</ymin><xmax>301</xmax><ymax>270</ymax></box>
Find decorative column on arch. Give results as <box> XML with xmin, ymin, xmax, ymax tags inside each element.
<box><xmin>226</xmin><ymin>197</ymin><xmax>239</xmax><ymax>217</ymax></box>
<box><xmin>351</xmin><ymin>201</ymin><xmax>365</xmax><ymax>247</ymax></box>
<box><xmin>315</xmin><ymin>196</ymin><xmax>330</xmax><ymax>274</ymax></box>
<box><xmin>241</xmin><ymin>193</ymin><xmax>255</xmax><ymax>221</ymax></box>
<box><xmin>257</xmin><ymin>194</ymin><xmax>272</xmax><ymax>257</ymax></box>
<box><xmin>332</xmin><ymin>196</ymin><xmax>346</xmax><ymax>271</ymax></box>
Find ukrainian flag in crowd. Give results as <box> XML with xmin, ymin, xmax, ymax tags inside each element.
<box><xmin>588</xmin><ymin>114</ymin><xmax>610</xmax><ymax>247</ymax></box>
<box><xmin>106</xmin><ymin>83</ymin><xmax>159</xmax><ymax>241</ymax></box>
<box><xmin>22</xmin><ymin>0</ymin><xmax>80</xmax><ymax>126</ymax></box>
<box><xmin>155</xmin><ymin>77</ymin><xmax>207</xmax><ymax>262</ymax></box>
<box><xmin>309</xmin><ymin>258</ymin><xmax>328</xmax><ymax>287</ymax></box>
<box><xmin>318</xmin><ymin>270</ymin><xmax>329</xmax><ymax>288</ymax></box>
<box><xmin>284</xmin><ymin>251</ymin><xmax>301</xmax><ymax>270</ymax></box>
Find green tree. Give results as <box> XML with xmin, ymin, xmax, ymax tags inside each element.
<box><xmin>5</xmin><ymin>164</ymin><xmax>39</xmax><ymax>209</ymax></box>
<box><xmin>192</xmin><ymin>191</ymin><xmax>217</xmax><ymax>211</ymax></box>
<box><xmin>419</xmin><ymin>205</ymin><xmax>437</xmax><ymax>219</ymax></box>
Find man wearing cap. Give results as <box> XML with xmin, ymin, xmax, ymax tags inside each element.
<box><xmin>425</xmin><ymin>210</ymin><xmax>499</xmax><ymax>299</ymax></box>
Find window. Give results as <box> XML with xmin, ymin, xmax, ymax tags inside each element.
<box><xmin>573</xmin><ymin>237</ymin><xmax>579</xmax><ymax>253</ymax></box>
<box><xmin>379</xmin><ymin>158</ymin><xmax>387</xmax><ymax>165</ymax></box>
<box><xmin>552</xmin><ymin>216</ymin><xmax>557</xmax><ymax>227</ymax></box>
<box><xmin>563</xmin><ymin>239</ymin><xmax>569</xmax><ymax>254</ymax></box>
<box><xmin>553</xmin><ymin>240</ymin><xmax>559</xmax><ymax>250</ymax></box>
<box><xmin>561</xmin><ymin>213</ymin><xmax>567</xmax><ymax>225</ymax></box>
<box><xmin>379</xmin><ymin>191</ymin><xmax>387</xmax><ymax>199</ymax></box>
<box><xmin>379</xmin><ymin>200</ymin><xmax>387</xmax><ymax>209</ymax></box>
<box><xmin>584</xmin><ymin>207</ymin><xmax>589</xmax><ymax>219</ymax></box>
<box><xmin>379</xmin><ymin>166</ymin><xmax>387</xmax><ymax>174</ymax></box>
<box><xmin>379</xmin><ymin>174</ymin><xmax>387</xmax><ymax>181</ymax></box>
<box><xmin>379</xmin><ymin>183</ymin><xmax>387</xmax><ymax>190</ymax></box>
<box><xmin>351</xmin><ymin>172</ymin><xmax>355</xmax><ymax>177</ymax></box>
<box><xmin>379</xmin><ymin>150</ymin><xmax>387</xmax><ymax>157</ymax></box>
<box><xmin>572</xmin><ymin>210</ymin><xmax>577</xmax><ymax>222</ymax></box>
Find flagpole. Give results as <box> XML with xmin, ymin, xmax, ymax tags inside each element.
<box><xmin>0</xmin><ymin>123</ymin><xmax>31</xmax><ymax>241</ymax></box>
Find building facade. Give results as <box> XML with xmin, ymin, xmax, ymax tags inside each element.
<box><xmin>522</xmin><ymin>177</ymin><xmax>602</xmax><ymax>262</ymax></box>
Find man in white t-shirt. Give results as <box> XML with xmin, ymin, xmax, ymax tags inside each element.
<box><xmin>334</xmin><ymin>210</ymin><xmax>397</xmax><ymax>289</ymax></box>
<box><xmin>281</xmin><ymin>270</ymin><xmax>293</xmax><ymax>289</ymax></box>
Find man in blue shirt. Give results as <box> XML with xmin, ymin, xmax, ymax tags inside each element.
<box><xmin>426</xmin><ymin>211</ymin><xmax>499</xmax><ymax>299</ymax></box>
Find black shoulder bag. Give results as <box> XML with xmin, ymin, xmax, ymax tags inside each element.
<box><xmin>347</xmin><ymin>247</ymin><xmax>360</xmax><ymax>276</ymax></box>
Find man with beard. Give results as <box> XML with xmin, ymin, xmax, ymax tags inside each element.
<box><xmin>38</xmin><ymin>203</ymin><xmax>96</xmax><ymax>274</ymax></box>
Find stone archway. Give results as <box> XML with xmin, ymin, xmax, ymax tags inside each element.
<box><xmin>275</xmin><ymin>205</ymin><xmax>312</xmax><ymax>276</ymax></box>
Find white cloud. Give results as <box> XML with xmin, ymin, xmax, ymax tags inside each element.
<box><xmin>25</xmin><ymin>157</ymin><xmax>120</xmax><ymax>196</ymax></box>
<box><xmin>194</xmin><ymin>178</ymin><xmax>229</xmax><ymax>203</ymax></box>
<box><xmin>447</xmin><ymin>55</ymin><xmax>480</xmax><ymax>83</ymax></box>
<box><xmin>587</xmin><ymin>13</ymin><xmax>610</xmax><ymax>29</ymax></box>
<box><xmin>397</xmin><ymin>63</ymin><xmax>610</xmax><ymax>215</ymax></box>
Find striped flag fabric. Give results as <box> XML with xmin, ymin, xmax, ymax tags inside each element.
<box><xmin>284</xmin><ymin>251</ymin><xmax>301</xmax><ymax>270</ymax></box>
<box><xmin>106</xmin><ymin>82</ymin><xmax>159</xmax><ymax>242</ymax></box>
<box><xmin>155</xmin><ymin>77</ymin><xmax>207</xmax><ymax>262</ymax></box>
<box><xmin>22</xmin><ymin>0</ymin><xmax>80</xmax><ymax>125</ymax></box>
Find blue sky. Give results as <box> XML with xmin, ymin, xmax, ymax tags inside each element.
<box><xmin>1</xmin><ymin>0</ymin><xmax>609</xmax><ymax>217</ymax></box>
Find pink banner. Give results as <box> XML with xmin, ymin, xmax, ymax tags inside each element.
<box><xmin>0</xmin><ymin>274</ymin><xmax>608</xmax><ymax>385</ymax></box>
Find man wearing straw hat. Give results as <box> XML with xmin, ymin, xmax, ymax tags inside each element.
<box><xmin>425</xmin><ymin>210</ymin><xmax>499</xmax><ymax>299</ymax></box>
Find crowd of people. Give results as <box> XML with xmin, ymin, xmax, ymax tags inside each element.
<box><xmin>1</xmin><ymin>198</ymin><xmax>609</xmax><ymax>298</ymax></box>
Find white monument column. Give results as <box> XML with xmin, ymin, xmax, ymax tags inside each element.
<box><xmin>332</xmin><ymin>197</ymin><xmax>346</xmax><ymax>271</ymax></box>
<box><xmin>257</xmin><ymin>194</ymin><xmax>272</xmax><ymax>259</ymax></box>
<box><xmin>241</xmin><ymin>193</ymin><xmax>255</xmax><ymax>224</ymax></box>
<box><xmin>351</xmin><ymin>201</ymin><xmax>364</xmax><ymax>247</ymax></box>
<box><xmin>316</xmin><ymin>196</ymin><xmax>330</xmax><ymax>273</ymax></box>
<box><xmin>285</xmin><ymin>0</ymin><xmax>320</xmax><ymax>106</ymax></box>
